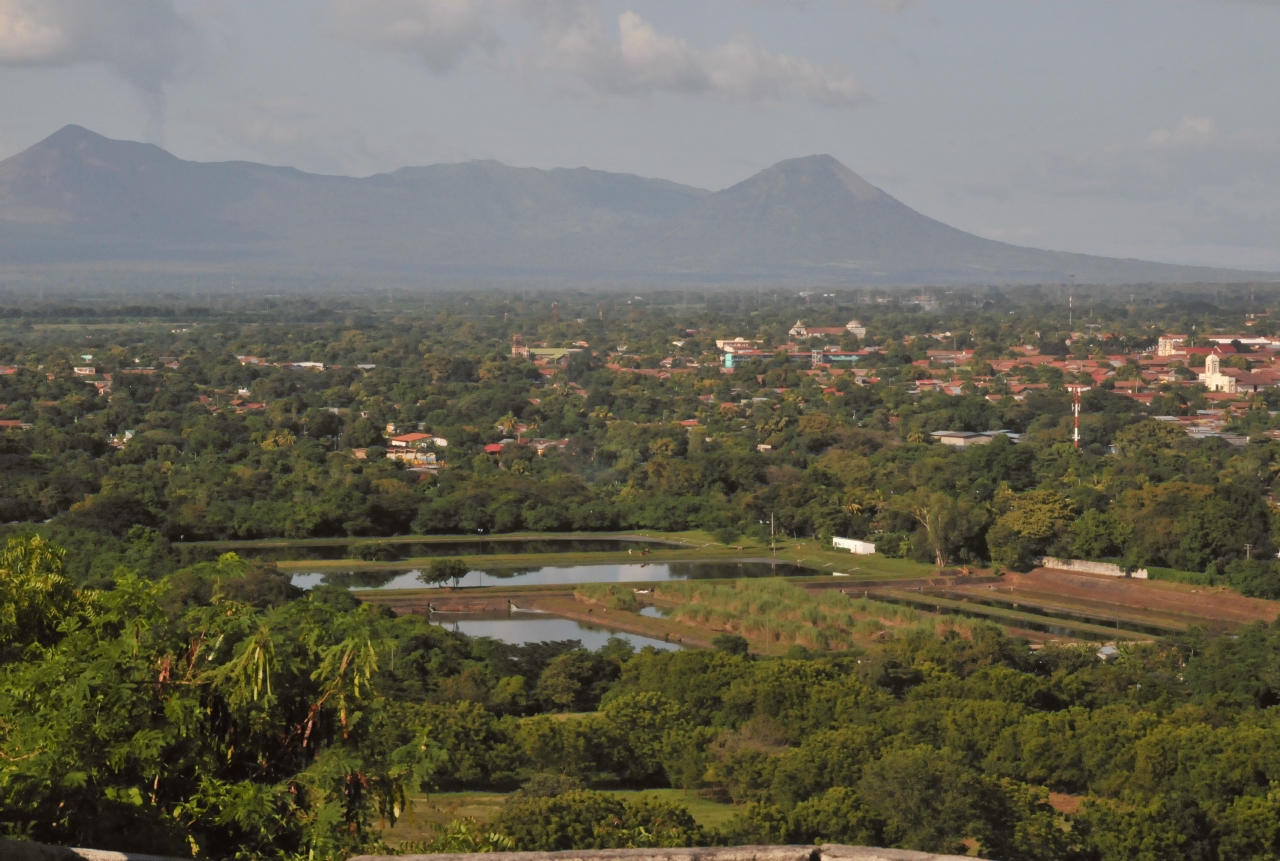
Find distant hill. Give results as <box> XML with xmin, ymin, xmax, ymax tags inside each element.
<box><xmin>0</xmin><ymin>124</ymin><xmax>1271</xmax><ymax>287</ymax></box>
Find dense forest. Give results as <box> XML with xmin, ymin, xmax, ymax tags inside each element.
<box><xmin>8</xmin><ymin>531</ymin><xmax>1280</xmax><ymax>860</ymax></box>
<box><xmin>4</xmin><ymin>287</ymin><xmax>1280</xmax><ymax>860</ymax></box>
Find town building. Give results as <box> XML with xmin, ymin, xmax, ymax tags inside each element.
<box><xmin>1199</xmin><ymin>354</ymin><xmax>1237</xmax><ymax>393</ymax></box>
<box><xmin>931</xmin><ymin>430</ymin><xmax>1021</xmax><ymax>448</ymax></box>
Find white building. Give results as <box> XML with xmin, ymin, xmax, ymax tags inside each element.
<box><xmin>931</xmin><ymin>430</ymin><xmax>1021</xmax><ymax>448</ymax></box>
<box><xmin>390</xmin><ymin>432</ymin><xmax>448</xmax><ymax>448</ymax></box>
<box><xmin>1156</xmin><ymin>335</ymin><xmax>1187</xmax><ymax>357</ymax></box>
<box><xmin>833</xmin><ymin>537</ymin><xmax>876</xmax><ymax>554</ymax></box>
<box><xmin>1199</xmin><ymin>353</ymin><xmax>1237</xmax><ymax>393</ymax></box>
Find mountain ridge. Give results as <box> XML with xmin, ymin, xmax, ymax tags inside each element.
<box><xmin>0</xmin><ymin>125</ymin><xmax>1271</xmax><ymax>286</ymax></box>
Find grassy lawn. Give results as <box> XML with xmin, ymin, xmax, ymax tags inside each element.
<box><xmin>616</xmin><ymin>788</ymin><xmax>741</xmax><ymax>829</ymax></box>
<box><xmin>379</xmin><ymin>788</ymin><xmax>740</xmax><ymax>845</ymax></box>
<box><xmin>380</xmin><ymin>792</ymin><xmax>509</xmax><ymax>844</ymax></box>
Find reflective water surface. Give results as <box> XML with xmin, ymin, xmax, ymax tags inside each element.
<box><xmin>291</xmin><ymin>560</ymin><xmax>810</xmax><ymax>591</ymax></box>
<box><xmin>200</xmin><ymin>538</ymin><xmax>676</xmax><ymax>563</ymax></box>
<box><xmin>428</xmin><ymin>615</ymin><xmax>679</xmax><ymax>651</ymax></box>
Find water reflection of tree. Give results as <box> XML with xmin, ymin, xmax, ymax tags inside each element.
<box><xmin>667</xmin><ymin>561</ymin><xmax>810</xmax><ymax>580</ymax></box>
<box><xmin>477</xmin><ymin>567</ymin><xmax>541</xmax><ymax>580</ymax></box>
<box><xmin>320</xmin><ymin>569</ymin><xmax>400</xmax><ymax>588</ymax></box>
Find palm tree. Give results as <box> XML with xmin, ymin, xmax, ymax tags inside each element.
<box><xmin>495</xmin><ymin>412</ymin><xmax>517</xmax><ymax>437</ymax></box>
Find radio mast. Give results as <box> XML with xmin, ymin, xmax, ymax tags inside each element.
<box><xmin>1073</xmin><ymin>387</ymin><xmax>1081</xmax><ymax>448</ymax></box>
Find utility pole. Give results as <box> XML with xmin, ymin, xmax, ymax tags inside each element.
<box><xmin>1072</xmin><ymin>387</ymin><xmax>1081</xmax><ymax>449</ymax></box>
<box><xmin>551</xmin><ymin>301</ymin><xmax>559</xmax><ymax>323</ymax></box>
<box><xmin>1068</xmin><ymin>274</ymin><xmax>1075</xmax><ymax>329</ymax></box>
<box><xmin>771</xmin><ymin>512</ymin><xmax>776</xmax><ymax>554</ymax></box>
<box><xmin>1246</xmin><ymin>543</ymin><xmax>1253</xmax><ymax>560</ymax></box>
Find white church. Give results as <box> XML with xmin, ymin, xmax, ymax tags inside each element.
<box><xmin>1199</xmin><ymin>353</ymin><xmax>1237</xmax><ymax>393</ymax></box>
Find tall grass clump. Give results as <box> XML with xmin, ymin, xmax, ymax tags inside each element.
<box><xmin>654</xmin><ymin>580</ymin><xmax>928</xmax><ymax>651</ymax></box>
<box><xmin>1146</xmin><ymin>566</ymin><xmax>1216</xmax><ymax>586</ymax></box>
<box><xmin>575</xmin><ymin>583</ymin><xmax>639</xmax><ymax>611</ymax></box>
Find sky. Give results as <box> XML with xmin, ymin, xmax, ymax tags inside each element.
<box><xmin>1</xmin><ymin>0</ymin><xmax>1278</xmax><ymax>271</ymax></box>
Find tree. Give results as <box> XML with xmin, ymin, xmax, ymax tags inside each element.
<box><xmin>596</xmin><ymin>692</ymin><xmax>696</xmax><ymax>783</ymax></box>
<box><xmin>712</xmin><ymin>633</ymin><xmax>750</xmax><ymax>655</ymax></box>
<box><xmin>419</xmin><ymin>557</ymin><xmax>469</xmax><ymax>588</ymax></box>
<box><xmin>0</xmin><ymin>534</ymin><xmax>84</xmax><ymax>652</ymax></box>
<box><xmin>890</xmin><ymin>489</ymin><xmax>988</xmax><ymax>566</ymax></box>
<box><xmin>857</xmin><ymin>745</ymin><xmax>983</xmax><ymax>854</ymax></box>
<box><xmin>0</xmin><ymin>562</ymin><xmax>436</xmax><ymax>858</ymax></box>
<box><xmin>1069</xmin><ymin>509</ymin><xmax>1129</xmax><ymax>560</ymax></box>
<box><xmin>987</xmin><ymin>491</ymin><xmax>1075</xmax><ymax>570</ymax></box>
<box><xmin>535</xmin><ymin>650</ymin><xmax>616</xmax><ymax>712</ymax></box>
<box><xmin>495</xmin><ymin>412</ymin><xmax>518</xmax><ymax>437</ymax></box>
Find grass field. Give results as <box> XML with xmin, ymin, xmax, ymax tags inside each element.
<box><xmin>379</xmin><ymin>789</ymin><xmax>740</xmax><ymax>845</ymax></box>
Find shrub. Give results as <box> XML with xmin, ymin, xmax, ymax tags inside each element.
<box><xmin>712</xmin><ymin>633</ymin><xmax>750</xmax><ymax>655</ymax></box>
<box><xmin>491</xmin><ymin>790</ymin><xmax>703</xmax><ymax>850</ymax></box>
<box><xmin>575</xmin><ymin>583</ymin><xmax>639</xmax><ymax>611</ymax></box>
<box><xmin>347</xmin><ymin>540</ymin><xmax>400</xmax><ymax>562</ymax></box>
<box><xmin>1225</xmin><ymin>559</ymin><xmax>1280</xmax><ymax>599</ymax></box>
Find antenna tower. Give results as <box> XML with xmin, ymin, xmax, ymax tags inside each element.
<box><xmin>1072</xmin><ymin>387</ymin><xmax>1081</xmax><ymax>448</ymax></box>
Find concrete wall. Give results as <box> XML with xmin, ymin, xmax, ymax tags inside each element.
<box><xmin>353</xmin><ymin>845</ymin><xmax>981</xmax><ymax>861</ymax></box>
<box><xmin>2</xmin><ymin>839</ymin><xmax>982</xmax><ymax>861</ymax></box>
<box><xmin>1040</xmin><ymin>557</ymin><xmax>1149</xmax><ymax>579</ymax></box>
<box><xmin>0</xmin><ymin>840</ymin><xmax>187</xmax><ymax>861</ymax></box>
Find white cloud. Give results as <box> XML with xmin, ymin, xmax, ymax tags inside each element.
<box><xmin>327</xmin><ymin>0</ymin><xmax>498</xmax><ymax>75</ymax></box>
<box><xmin>1148</xmin><ymin>115</ymin><xmax>1215</xmax><ymax>149</ymax></box>
<box><xmin>0</xmin><ymin>0</ymin><xmax>194</xmax><ymax>133</ymax></box>
<box><xmin>329</xmin><ymin>0</ymin><xmax>865</xmax><ymax>107</ymax></box>
<box><xmin>535</xmin><ymin>7</ymin><xmax>866</xmax><ymax>106</ymax></box>
<box><xmin>0</xmin><ymin>5</ymin><xmax>68</xmax><ymax>62</ymax></box>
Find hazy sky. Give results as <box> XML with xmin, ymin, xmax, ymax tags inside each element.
<box><xmin>1</xmin><ymin>0</ymin><xmax>1278</xmax><ymax>271</ymax></box>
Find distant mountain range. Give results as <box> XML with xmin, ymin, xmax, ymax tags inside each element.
<box><xmin>0</xmin><ymin>124</ymin><xmax>1271</xmax><ymax>287</ymax></box>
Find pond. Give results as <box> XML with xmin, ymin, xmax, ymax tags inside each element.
<box><xmin>290</xmin><ymin>560</ymin><xmax>811</xmax><ymax>591</ymax></box>
<box><xmin>189</xmin><ymin>537</ymin><xmax>679</xmax><ymax>563</ymax></box>
<box><xmin>428</xmin><ymin>614</ymin><xmax>680</xmax><ymax>651</ymax></box>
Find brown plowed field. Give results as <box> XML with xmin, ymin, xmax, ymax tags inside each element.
<box><xmin>948</xmin><ymin>568</ymin><xmax>1280</xmax><ymax>632</ymax></box>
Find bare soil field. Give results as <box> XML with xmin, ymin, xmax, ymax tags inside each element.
<box><xmin>948</xmin><ymin>568</ymin><xmax>1280</xmax><ymax>632</ymax></box>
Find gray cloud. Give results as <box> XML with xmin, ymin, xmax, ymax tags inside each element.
<box><xmin>1033</xmin><ymin>116</ymin><xmax>1280</xmax><ymax>201</ymax></box>
<box><xmin>1014</xmin><ymin>116</ymin><xmax>1280</xmax><ymax>267</ymax></box>
<box><xmin>205</xmin><ymin>96</ymin><xmax>426</xmax><ymax>178</ymax></box>
<box><xmin>0</xmin><ymin>0</ymin><xmax>195</xmax><ymax>134</ymax></box>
